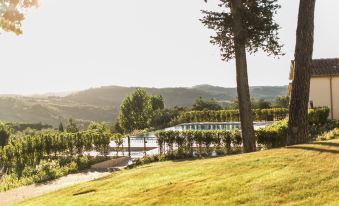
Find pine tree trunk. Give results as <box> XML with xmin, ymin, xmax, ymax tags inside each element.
<box><xmin>287</xmin><ymin>0</ymin><xmax>316</xmax><ymax>145</ymax></box>
<box><xmin>231</xmin><ymin>0</ymin><xmax>256</xmax><ymax>153</ymax></box>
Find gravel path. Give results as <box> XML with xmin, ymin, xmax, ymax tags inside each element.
<box><xmin>0</xmin><ymin>158</ymin><xmax>131</xmax><ymax>206</ymax></box>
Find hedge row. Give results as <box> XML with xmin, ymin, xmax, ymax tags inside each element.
<box><xmin>172</xmin><ymin>108</ymin><xmax>288</xmax><ymax>124</ymax></box>
<box><xmin>256</xmin><ymin>107</ymin><xmax>333</xmax><ymax>148</ymax></box>
<box><xmin>156</xmin><ymin>107</ymin><xmax>333</xmax><ymax>154</ymax></box>
<box><xmin>256</xmin><ymin>119</ymin><xmax>288</xmax><ymax>148</ymax></box>
<box><xmin>0</xmin><ymin>130</ymin><xmax>111</xmax><ymax>176</ymax></box>
<box><xmin>156</xmin><ymin>130</ymin><xmax>242</xmax><ymax>157</ymax></box>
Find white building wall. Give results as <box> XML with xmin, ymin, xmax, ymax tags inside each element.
<box><xmin>309</xmin><ymin>77</ymin><xmax>331</xmax><ymax>109</ymax></box>
<box><xmin>332</xmin><ymin>77</ymin><xmax>339</xmax><ymax>119</ymax></box>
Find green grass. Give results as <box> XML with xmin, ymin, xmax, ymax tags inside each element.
<box><xmin>17</xmin><ymin>140</ymin><xmax>339</xmax><ymax>206</ymax></box>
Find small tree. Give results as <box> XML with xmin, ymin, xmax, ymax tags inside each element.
<box><xmin>66</xmin><ymin>118</ymin><xmax>79</xmax><ymax>133</ymax></box>
<box><xmin>0</xmin><ymin>123</ymin><xmax>10</xmax><ymax>148</ymax></box>
<box><xmin>119</xmin><ymin>89</ymin><xmax>153</xmax><ymax>156</ymax></box>
<box><xmin>192</xmin><ymin>97</ymin><xmax>222</xmax><ymax>111</ymax></box>
<box><xmin>273</xmin><ymin>96</ymin><xmax>289</xmax><ymax>108</ymax></box>
<box><xmin>201</xmin><ymin>0</ymin><xmax>283</xmax><ymax>152</ymax></box>
<box><xmin>58</xmin><ymin>122</ymin><xmax>64</xmax><ymax>132</ymax></box>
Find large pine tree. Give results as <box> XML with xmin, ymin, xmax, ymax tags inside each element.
<box><xmin>287</xmin><ymin>0</ymin><xmax>316</xmax><ymax>145</ymax></box>
<box><xmin>201</xmin><ymin>0</ymin><xmax>283</xmax><ymax>153</ymax></box>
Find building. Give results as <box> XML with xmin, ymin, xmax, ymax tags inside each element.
<box><xmin>289</xmin><ymin>58</ymin><xmax>339</xmax><ymax>119</ymax></box>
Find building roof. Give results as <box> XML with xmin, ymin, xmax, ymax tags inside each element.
<box><xmin>311</xmin><ymin>58</ymin><xmax>339</xmax><ymax>76</ymax></box>
<box><xmin>289</xmin><ymin>58</ymin><xmax>339</xmax><ymax>80</ymax></box>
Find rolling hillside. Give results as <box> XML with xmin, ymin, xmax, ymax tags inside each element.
<box><xmin>16</xmin><ymin>139</ymin><xmax>339</xmax><ymax>206</ymax></box>
<box><xmin>0</xmin><ymin>85</ymin><xmax>288</xmax><ymax>126</ymax></box>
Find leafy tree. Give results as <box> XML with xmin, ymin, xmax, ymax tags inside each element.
<box><xmin>119</xmin><ymin>89</ymin><xmax>152</xmax><ymax>133</ymax></box>
<box><xmin>149</xmin><ymin>95</ymin><xmax>166</xmax><ymax>129</ymax></box>
<box><xmin>150</xmin><ymin>95</ymin><xmax>165</xmax><ymax>111</ymax></box>
<box><xmin>192</xmin><ymin>97</ymin><xmax>222</xmax><ymax>111</ymax></box>
<box><xmin>66</xmin><ymin>118</ymin><xmax>79</xmax><ymax>133</ymax></box>
<box><xmin>201</xmin><ymin>0</ymin><xmax>283</xmax><ymax>153</ymax></box>
<box><xmin>0</xmin><ymin>0</ymin><xmax>38</xmax><ymax>35</ymax></box>
<box><xmin>0</xmin><ymin>123</ymin><xmax>10</xmax><ymax>148</ymax></box>
<box><xmin>58</xmin><ymin>122</ymin><xmax>64</xmax><ymax>132</ymax></box>
<box><xmin>154</xmin><ymin>106</ymin><xmax>188</xmax><ymax>129</ymax></box>
<box><xmin>288</xmin><ymin>0</ymin><xmax>316</xmax><ymax>145</ymax></box>
<box><xmin>118</xmin><ymin>89</ymin><xmax>153</xmax><ymax>156</ymax></box>
<box><xmin>273</xmin><ymin>96</ymin><xmax>289</xmax><ymax>108</ymax></box>
<box><xmin>252</xmin><ymin>99</ymin><xmax>271</xmax><ymax>109</ymax></box>
<box><xmin>113</xmin><ymin>121</ymin><xmax>124</xmax><ymax>134</ymax></box>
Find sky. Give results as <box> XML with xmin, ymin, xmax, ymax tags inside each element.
<box><xmin>0</xmin><ymin>0</ymin><xmax>338</xmax><ymax>95</ymax></box>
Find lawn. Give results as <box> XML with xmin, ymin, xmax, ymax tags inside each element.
<box><xmin>16</xmin><ymin>140</ymin><xmax>339</xmax><ymax>206</ymax></box>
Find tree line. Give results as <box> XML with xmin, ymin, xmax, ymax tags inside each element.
<box><xmin>172</xmin><ymin>108</ymin><xmax>288</xmax><ymax>125</ymax></box>
<box><xmin>0</xmin><ymin>122</ymin><xmax>112</xmax><ymax>177</ymax></box>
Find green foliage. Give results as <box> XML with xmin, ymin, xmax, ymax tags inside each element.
<box><xmin>151</xmin><ymin>106</ymin><xmax>188</xmax><ymax>130</ymax></box>
<box><xmin>119</xmin><ymin>89</ymin><xmax>152</xmax><ymax>133</ymax></box>
<box><xmin>256</xmin><ymin>108</ymin><xmax>334</xmax><ymax>148</ymax></box>
<box><xmin>316</xmin><ymin>128</ymin><xmax>339</xmax><ymax>141</ymax></box>
<box><xmin>66</xmin><ymin>118</ymin><xmax>79</xmax><ymax>133</ymax></box>
<box><xmin>58</xmin><ymin>122</ymin><xmax>64</xmax><ymax>132</ymax></box>
<box><xmin>0</xmin><ymin>156</ymin><xmax>108</xmax><ymax>192</ymax></box>
<box><xmin>155</xmin><ymin>130</ymin><xmax>243</xmax><ymax>158</ymax></box>
<box><xmin>119</xmin><ymin>89</ymin><xmax>166</xmax><ymax>133</ymax></box>
<box><xmin>308</xmin><ymin>107</ymin><xmax>330</xmax><ymax>125</ymax></box>
<box><xmin>112</xmin><ymin>134</ymin><xmax>124</xmax><ymax>156</ymax></box>
<box><xmin>192</xmin><ymin>97</ymin><xmax>222</xmax><ymax>111</ymax></box>
<box><xmin>150</xmin><ymin>95</ymin><xmax>165</xmax><ymax>111</ymax></box>
<box><xmin>6</xmin><ymin>122</ymin><xmax>53</xmax><ymax>133</ymax></box>
<box><xmin>0</xmin><ymin>122</ymin><xmax>11</xmax><ymax>147</ymax></box>
<box><xmin>256</xmin><ymin>119</ymin><xmax>288</xmax><ymax>149</ymax></box>
<box><xmin>201</xmin><ymin>0</ymin><xmax>283</xmax><ymax>61</ymax></box>
<box><xmin>0</xmin><ymin>127</ymin><xmax>111</xmax><ymax>180</ymax></box>
<box><xmin>173</xmin><ymin>108</ymin><xmax>288</xmax><ymax>124</ymax></box>
<box><xmin>251</xmin><ymin>99</ymin><xmax>271</xmax><ymax>109</ymax></box>
<box><xmin>272</xmin><ymin>96</ymin><xmax>289</xmax><ymax>108</ymax></box>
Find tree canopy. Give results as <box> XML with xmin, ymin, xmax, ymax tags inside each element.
<box><xmin>0</xmin><ymin>0</ymin><xmax>38</xmax><ymax>35</ymax></box>
<box><xmin>201</xmin><ymin>0</ymin><xmax>283</xmax><ymax>61</ymax></box>
<box><xmin>119</xmin><ymin>89</ymin><xmax>165</xmax><ymax>133</ymax></box>
<box><xmin>192</xmin><ymin>97</ymin><xmax>223</xmax><ymax>111</ymax></box>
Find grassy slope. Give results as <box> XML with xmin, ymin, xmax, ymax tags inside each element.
<box><xmin>17</xmin><ymin>140</ymin><xmax>339</xmax><ymax>206</ymax></box>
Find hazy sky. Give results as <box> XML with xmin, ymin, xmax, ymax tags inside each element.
<box><xmin>0</xmin><ymin>0</ymin><xmax>338</xmax><ymax>95</ymax></box>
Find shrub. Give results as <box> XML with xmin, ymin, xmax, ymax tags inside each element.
<box><xmin>256</xmin><ymin>119</ymin><xmax>288</xmax><ymax>149</ymax></box>
<box><xmin>32</xmin><ymin>160</ymin><xmax>64</xmax><ymax>183</ymax></box>
<box><xmin>308</xmin><ymin>107</ymin><xmax>330</xmax><ymax>125</ymax></box>
<box><xmin>173</xmin><ymin>108</ymin><xmax>288</xmax><ymax>124</ymax></box>
<box><xmin>316</xmin><ymin>128</ymin><xmax>339</xmax><ymax>141</ymax></box>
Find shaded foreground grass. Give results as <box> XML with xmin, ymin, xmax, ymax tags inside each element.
<box><xmin>17</xmin><ymin>140</ymin><xmax>339</xmax><ymax>206</ymax></box>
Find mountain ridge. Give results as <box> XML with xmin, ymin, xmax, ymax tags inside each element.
<box><xmin>0</xmin><ymin>84</ymin><xmax>288</xmax><ymax>126</ymax></box>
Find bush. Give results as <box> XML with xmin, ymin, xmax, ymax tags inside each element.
<box><xmin>173</xmin><ymin>108</ymin><xmax>288</xmax><ymax>125</ymax></box>
<box><xmin>155</xmin><ymin>130</ymin><xmax>244</xmax><ymax>158</ymax></box>
<box><xmin>308</xmin><ymin>107</ymin><xmax>330</xmax><ymax>125</ymax></box>
<box><xmin>32</xmin><ymin>160</ymin><xmax>64</xmax><ymax>183</ymax></box>
<box><xmin>316</xmin><ymin>128</ymin><xmax>339</xmax><ymax>141</ymax></box>
<box><xmin>256</xmin><ymin>119</ymin><xmax>288</xmax><ymax>149</ymax></box>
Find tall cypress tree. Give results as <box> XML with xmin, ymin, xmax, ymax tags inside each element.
<box><xmin>201</xmin><ymin>0</ymin><xmax>283</xmax><ymax>153</ymax></box>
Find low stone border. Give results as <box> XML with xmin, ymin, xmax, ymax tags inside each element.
<box><xmin>91</xmin><ymin>157</ymin><xmax>130</xmax><ymax>169</ymax></box>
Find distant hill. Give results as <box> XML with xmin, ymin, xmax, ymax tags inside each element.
<box><xmin>0</xmin><ymin>85</ymin><xmax>288</xmax><ymax>126</ymax></box>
